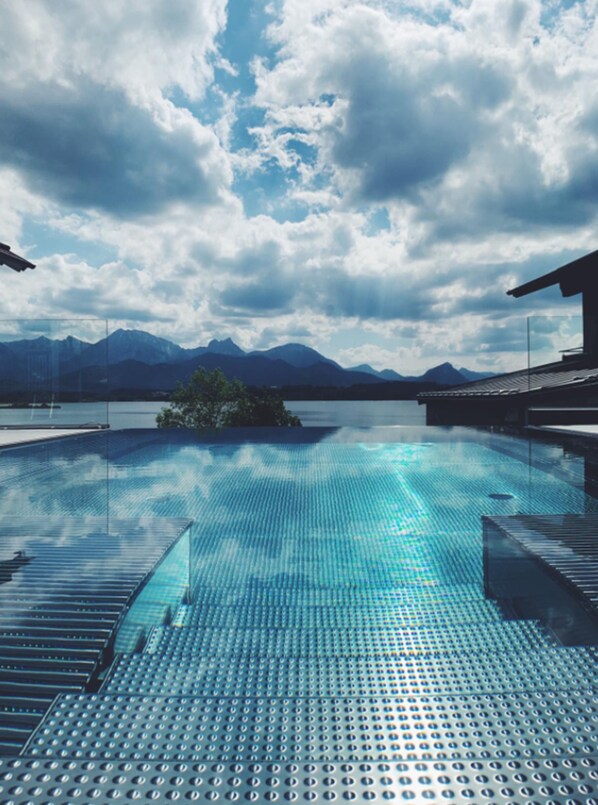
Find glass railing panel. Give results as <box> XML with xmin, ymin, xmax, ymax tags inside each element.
<box><xmin>115</xmin><ymin>524</ymin><xmax>192</xmax><ymax>653</ymax></box>
<box><xmin>0</xmin><ymin>318</ymin><xmax>108</xmax><ymax>428</ymax></box>
<box><xmin>527</xmin><ymin>314</ymin><xmax>583</xmax><ymax>372</ymax></box>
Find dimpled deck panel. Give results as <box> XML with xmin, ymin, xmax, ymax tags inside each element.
<box><xmin>104</xmin><ymin>647</ymin><xmax>598</xmax><ymax>698</ymax></box>
<box><xmin>146</xmin><ymin>621</ymin><xmax>553</xmax><ymax>658</ymax></box>
<box><xmin>4</xmin><ymin>430</ymin><xmax>598</xmax><ymax>800</ymax></box>
<box><xmin>188</xmin><ymin>585</ymin><xmax>485</xmax><ymax>607</ymax></box>
<box><xmin>2</xmin><ymin>756</ymin><xmax>598</xmax><ymax>803</ymax></box>
<box><xmin>29</xmin><ymin>690</ymin><xmax>598</xmax><ymax>762</ymax></box>
<box><xmin>182</xmin><ymin>598</ymin><xmax>505</xmax><ymax>628</ymax></box>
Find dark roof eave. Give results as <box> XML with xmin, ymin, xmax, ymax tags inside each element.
<box><xmin>506</xmin><ymin>267</ymin><xmax>563</xmax><ymax>298</ymax></box>
<box><xmin>0</xmin><ymin>243</ymin><xmax>36</xmax><ymax>272</ymax></box>
<box><xmin>507</xmin><ymin>249</ymin><xmax>598</xmax><ymax>299</ymax></box>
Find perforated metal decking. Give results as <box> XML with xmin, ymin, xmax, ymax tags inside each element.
<box><xmin>13</xmin><ymin>564</ymin><xmax>598</xmax><ymax>800</ymax></box>
<box><xmin>0</xmin><ymin>517</ymin><xmax>191</xmax><ymax>755</ymax></box>
<box><xmin>2</xmin><ymin>433</ymin><xmax>598</xmax><ymax>803</ymax></box>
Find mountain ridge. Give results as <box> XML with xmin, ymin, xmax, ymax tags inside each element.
<box><xmin>0</xmin><ymin>328</ymin><xmax>494</xmax><ymax>397</ymax></box>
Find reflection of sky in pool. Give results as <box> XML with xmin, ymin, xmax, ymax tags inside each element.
<box><xmin>3</xmin><ymin>428</ymin><xmax>598</xmax><ymax>800</ymax></box>
<box><xmin>1</xmin><ymin>429</ymin><xmax>595</xmax><ymax>594</ymax></box>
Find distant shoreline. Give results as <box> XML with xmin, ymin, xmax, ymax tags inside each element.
<box><xmin>0</xmin><ymin>400</ymin><xmax>426</xmax><ymax>429</ymax></box>
<box><xmin>0</xmin><ymin>380</ymin><xmax>444</xmax><ymax>406</ymax></box>
<box><xmin>0</xmin><ymin>402</ymin><xmax>62</xmax><ymax>409</ymax></box>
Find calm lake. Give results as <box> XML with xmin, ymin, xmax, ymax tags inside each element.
<box><xmin>0</xmin><ymin>400</ymin><xmax>426</xmax><ymax>429</ymax></box>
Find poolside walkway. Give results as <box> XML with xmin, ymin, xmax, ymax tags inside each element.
<box><xmin>542</xmin><ymin>424</ymin><xmax>598</xmax><ymax>437</ymax></box>
<box><xmin>0</xmin><ymin>429</ymin><xmax>99</xmax><ymax>449</ymax></box>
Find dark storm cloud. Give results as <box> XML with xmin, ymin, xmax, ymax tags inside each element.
<box><xmin>331</xmin><ymin>55</ymin><xmax>477</xmax><ymax>201</ymax></box>
<box><xmin>221</xmin><ymin>240</ymin><xmax>283</xmax><ymax>276</ymax></box>
<box><xmin>499</xmin><ymin>159</ymin><xmax>598</xmax><ymax>228</ymax></box>
<box><xmin>580</xmin><ymin>104</ymin><xmax>598</xmax><ymax>135</ymax></box>
<box><xmin>217</xmin><ymin>240</ymin><xmax>295</xmax><ymax>313</ymax></box>
<box><xmin>313</xmin><ymin>270</ymin><xmax>431</xmax><ymax>320</ymax></box>
<box><xmin>493</xmin><ymin>106</ymin><xmax>598</xmax><ymax>229</ymax></box>
<box><xmin>49</xmin><ymin>286</ymin><xmax>172</xmax><ymax>322</ymax></box>
<box><xmin>567</xmin><ymin>153</ymin><xmax>598</xmax><ymax>207</ymax></box>
<box><xmin>219</xmin><ymin>278</ymin><xmax>294</xmax><ymax>312</ymax></box>
<box><xmin>216</xmin><ymin>244</ymin><xmax>435</xmax><ymax>321</ymax></box>
<box><xmin>438</xmin><ymin>251</ymin><xmax>583</xmax><ymax>321</ymax></box>
<box><xmin>0</xmin><ymin>80</ymin><xmax>220</xmax><ymax>216</ymax></box>
<box><xmin>467</xmin><ymin>320</ymin><xmax>529</xmax><ymax>354</ymax></box>
<box><xmin>422</xmin><ymin>136</ymin><xmax>598</xmax><ymax>246</ymax></box>
<box><xmin>448</xmin><ymin>58</ymin><xmax>512</xmax><ymax>110</ymax></box>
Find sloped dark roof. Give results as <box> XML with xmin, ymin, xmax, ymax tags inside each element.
<box><xmin>0</xmin><ymin>242</ymin><xmax>35</xmax><ymax>272</ymax></box>
<box><xmin>418</xmin><ymin>360</ymin><xmax>598</xmax><ymax>400</ymax></box>
<box><xmin>507</xmin><ymin>250</ymin><xmax>598</xmax><ymax>298</ymax></box>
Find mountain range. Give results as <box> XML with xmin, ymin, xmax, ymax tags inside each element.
<box><xmin>0</xmin><ymin>329</ymin><xmax>494</xmax><ymax>399</ymax></box>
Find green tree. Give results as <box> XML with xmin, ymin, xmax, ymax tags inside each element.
<box><xmin>156</xmin><ymin>367</ymin><xmax>301</xmax><ymax>430</ymax></box>
<box><xmin>226</xmin><ymin>388</ymin><xmax>302</xmax><ymax>427</ymax></box>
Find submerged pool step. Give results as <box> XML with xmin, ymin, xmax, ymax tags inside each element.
<box><xmin>0</xmin><ymin>645</ymin><xmax>98</xmax><ymax>662</ymax></box>
<box><xmin>1</xmin><ymin>712</ymin><xmax>48</xmax><ymax>736</ymax></box>
<box><xmin>103</xmin><ymin>647</ymin><xmax>598</xmax><ymax>698</ymax></box>
<box><xmin>3</xmin><ymin>755</ymin><xmax>598</xmax><ymax>802</ymax></box>
<box><xmin>0</xmin><ymin>631</ymin><xmax>108</xmax><ymax>650</ymax></box>
<box><xmin>0</xmin><ymin>516</ymin><xmax>192</xmax><ymax>757</ymax></box>
<box><xmin>0</xmin><ymin>590</ymin><xmax>130</xmax><ymax>606</ymax></box>
<box><xmin>0</xmin><ymin>678</ymin><xmax>83</xmax><ymax>698</ymax></box>
<box><xmin>0</xmin><ymin>724</ymin><xmax>35</xmax><ymax>747</ymax></box>
<box><xmin>0</xmin><ymin>600</ymin><xmax>123</xmax><ymax>617</ymax></box>
<box><xmin>183</xmin><ymin>599</ymin><xmax>504</xmax><ymax>628</ymax></box>
<box><xmin>0</xmin><ymin>699</ymin><xmax>50</xmax><ymax>724</ymax></box>
<box><xmin>0</xmin><ymin>699</ymin><xmax>49</xmax><ymax>758</ymax></box>
<box><xmin>27</xmin><ymin>689</ymin><xmax>598</xmax><ymax>763</ymax></box>
<box><xmin>149</xmin><ymin>620</ymin><xmax>554</xmax><ymax>658</ymax></box>
<box><xmin>0</xmin><ymin>612</ymin><xmax>116</xmax><ymax>629</ymax></box>
<box><xmin>484</xmin><ymin>513</ymin><xmax>598</xmax><ymax>625</ymax></box>
<box><xmin>0</xmin><ymin>663</ymin><xmax>93</xmax><ymax>692</ymax></box>
<box><xmin>189</xmin><ymin>556</ymin><xmax>481</xmax><ymax>588</ymax></box>
<box><xmin>189</xmin><ymin>584</ymin><xmax>485</xmax><ymax>608</ymax></box>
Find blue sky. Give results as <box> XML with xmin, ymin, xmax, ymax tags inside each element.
<box><xmin>0</xmin><ymin>0</ymin><xmax>596</xmax><ymax>372</ymax></box>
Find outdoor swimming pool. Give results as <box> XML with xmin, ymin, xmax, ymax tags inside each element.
<box><xmin>1</xmin><ymin>425</ymin><xmax>593</xmax><ymax>528</ymax></box>
<box><xmin>1</xmin><ymin>426</ymin><xmax>597</xmax><ymax>801</ymax></box>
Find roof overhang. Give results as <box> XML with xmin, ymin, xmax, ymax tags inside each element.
<box><xmin>0</xmin><ymin>242</ymin><xmax>36</xmax><ymax>272</ymax></box>
<box><xmin>507</xmin><ymin>250</ymin><xmax>598</xmax><ymax>299</ymax></box>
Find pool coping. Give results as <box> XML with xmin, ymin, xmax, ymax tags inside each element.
<box><xmin>0</xmin><ymin>428</ymin><xmax>104</xmax><ymax>449</ymax></box>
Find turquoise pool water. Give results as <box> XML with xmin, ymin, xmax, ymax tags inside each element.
<box><xmin>1</xmin><ymin>426</ymin><xmax>595</xmax><ymax>627</ymax></box>
<box><xmin>2</xmin><ymin>427</ymin><xmax>598</xmax><ymax>801</ymax></box>
<box><xmin>2</xmin><ymin>426</ymin><xmax>592</xmax><ymax>527</ymax></box>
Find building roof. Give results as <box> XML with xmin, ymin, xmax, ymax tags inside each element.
<box><xmin>0</xmin><ymin>242</ymin><xmax>35</xmax><ymax>272</ymax></box>
<box><xmin>420</xmin><ymin>249</ymin><xmax>598</xmax><ymax>411</ymax></box>
<box><xmin>418</xmin><ymin>359</ymin><xmax>598</xmax><ymax>400</ymax></box>
<box><xmin>507</xmin><ymin>250</ymin><xmax>598</xmax><ymax>299</ymax></box>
